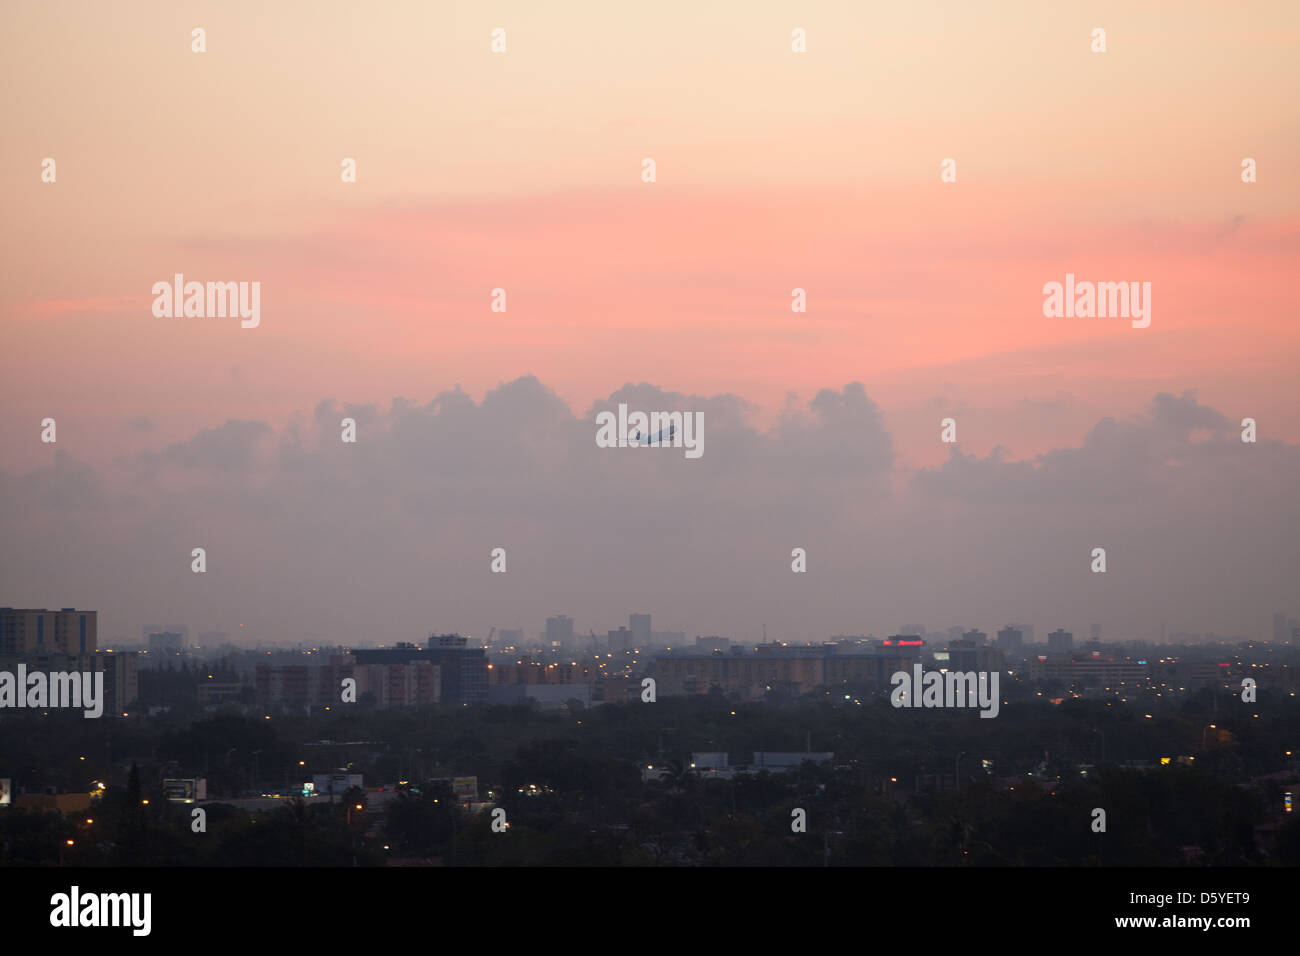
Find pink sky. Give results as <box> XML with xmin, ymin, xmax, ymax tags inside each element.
<box><xmin>3</xmin><ymin>0</ymin><xmax>1298</xmax><ymax>471</ymax></box>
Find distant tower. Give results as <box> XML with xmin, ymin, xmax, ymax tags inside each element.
<box><xmin>545</xmin><ymin>615</ymin><xmax>574</xmax><ymax>648</ymax></box>
<box><xmin>996</xmin><ymin>626</ymin><xmax>1024</xmax><ymax>656</ymax></box>
<box><xmin>629</xmin><ymin>614</ymin><xmax>651</xmax><ymax>649</ymax></box>
<box><xmin>607</xmin><ymin>627</ymin><xmax>632</xmax><ymax>652</ymax></box>
<box><xmin>1047</xmin><ymin>629</ymin><xmax>1073</xmax><ymax>653</ymax></box>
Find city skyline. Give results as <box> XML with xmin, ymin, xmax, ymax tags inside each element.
<box><xmin>99</xmin><ymin>612</ymin><xmax>1299</xmax><ymax>652</ymax></box>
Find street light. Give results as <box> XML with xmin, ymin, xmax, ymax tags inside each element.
<box><xmin>346</xmin><ymin>802</ymin><xmax>365</xmax><ymax>869</ymax></box>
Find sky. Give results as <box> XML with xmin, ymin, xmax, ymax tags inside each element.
<box><xmin>1</xmin><ymin>1</ymin><xmax>1297</xmax><ymax>645</ymax></box>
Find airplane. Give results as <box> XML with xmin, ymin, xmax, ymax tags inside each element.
<box><xmin>630</xmin><ymin>423</ymin><xmax>677</xmax><ymax>445</ymax></box>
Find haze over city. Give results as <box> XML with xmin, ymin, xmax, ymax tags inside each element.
<box><xmin>1</xmin><ymin>377</ymin><xmax>1296</xmax><ymax>646</ymax></box>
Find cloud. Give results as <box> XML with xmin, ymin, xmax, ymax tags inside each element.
<box><xmin>1148</xmin><ymin>390</ymin><xmax>1231</xmax><ymax>432</ymax></box>
<box><xmin>0</xmin><ymin>380</ymin><xmax>1294</xmax><ymax>645</ymax></box>
<box><xmin>155</xmin><ymin>421</ymin><xmax>274</xmax><ymax>473</ymax></box>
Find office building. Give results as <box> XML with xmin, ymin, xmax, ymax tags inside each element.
<box><xmin>256</xmin><ymin>657</ymin><xmax>354</xmax><ymax>708</ymax></box>
<box><xmin>607</xmin><ymin>627</ymin><xmax>632</xmax><ymax>652</ymax></box>
<box><xmin>629</xmin><ymin>614</ymin><xmax>651</xmax><ymax>649</ymax></box>
<box><xmin>1026</xmin><ymin>656</ymin><xmax>1151</xmax><ymax>685</ymax></box>
<box><xmin>946</xmin><ymin>639</ymin><xmax>1004</xmax><ymax>673</ymax></box>
<box><xmin>545</xmin><ymin>615</ymin><xmax>574</xmax><ymax>648</ymax></box>
<box><xmin>996</xmin><ymin>626</ymin><xmax>1024</xmax><ymax>656</ymax></box>
<box><xmin>0</xmin><ymin>608</ymin><xmax>97</xmax><ymax>656</ymax></box>
<box><xmin>0</xmin><ymin>649</ymin><xmax>138</xmax><ymax>714</ymax></box>
<box><xmin>148</xmin><ymin>631</ymin><xmax>183</xmax><ymax>651</ymax></box>
<box><xmin>1047</xmin><ymin>629</ymin><xmax>1073</xmax><ymax>653</ymax></box>
<box><xmin>425</xmin><ymin>634</ymin><xmax>488</xmax><ymax>705</ymax></box>
<box><xmin>347</xmin><ymin>635</ymin><xmax>488</xmax><ymax>707</ymax></box>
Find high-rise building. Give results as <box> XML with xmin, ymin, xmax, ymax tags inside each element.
<box><xmin>499</xmin><ymin>628</ymin><xmax>523</xmax><ymax>647</ymax></box>
<box><xmin>996</xmin><ymin>626</ymin><xmax>1024</xmax><ymax>655</ymax></box>
<box><xmin>607</xmin><ymin>627</ymin><xmax>632</xmax><ymax>652</ymax></box>
<box><xmin>0</xmin><ymin>608</ymin><xmax>98</xmax><ymax>656</ymax></box>
<box><xmin>350</xmin><ymin>635</ymin><xmax>488</xmax><ymax>706</ymax></box>
<box><xmin>1274</xmin><ymin>612</ymin><xmax>1289</xmax><ymax>643</ymax></box>
<box><xmin>629</xmin><ymin>614</ymin><xmax>651</xmax><ymax>649</ymax></box>
<box><xmin>353</xmin><ymin>661</ymin><xmax>439</xmax><ymax>708</ymax></box>
<box><xmin>1010</xmin><ymin>623</ymin><xmax>1034</xmax><ymax>645</ymax></box>
<box><xmin>257</xmin><ymin>657</ymin><xmax>357</xmax><ymax>708</ymax></box>
<box><xmin>545</xmin><ymin>615</ymin><xmax>574</xmax><ymax>648</ymax></box>
<box><xmin>962</xmin><ymin>629</ymin><xmax>988</xmax><ymax>645</ymax></box>
<box><xmin>882</xmin><ymin>635</ymin><xmax>926</xmax><ymax>658</ymax></box>
<box><xmin>0</xmin><ymin>648</ymin><xmax>137</xmax><ymax>714</ymax></box>
<box><xmin>1090</xmin><ymin>623</ymin><xmax>1102</xmax><ymax>643</ymax></box>
<box><xmin>947</xmin><ymin>639</ymin><xmax>1004</xmax><ymax>673</ymax></box>
<box><xmin>426</xmin><ymin>634</ymin><xmax>488</xmax><ymax>706</ymax></box>
<box><xmin>1047</xmin><ymin>629</ymin><xmax>1073</xmax><ymax>653</ymax></box>
<box><xmin>148</xmin><ymin>631</ymin><xmax>183</xmax><ymax>651</ymax></box>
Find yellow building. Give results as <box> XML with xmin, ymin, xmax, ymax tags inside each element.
<box><xmin>0</xmin><ymin>608</ymin><xmax>98</xmax><ymax>655</ymax></box>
